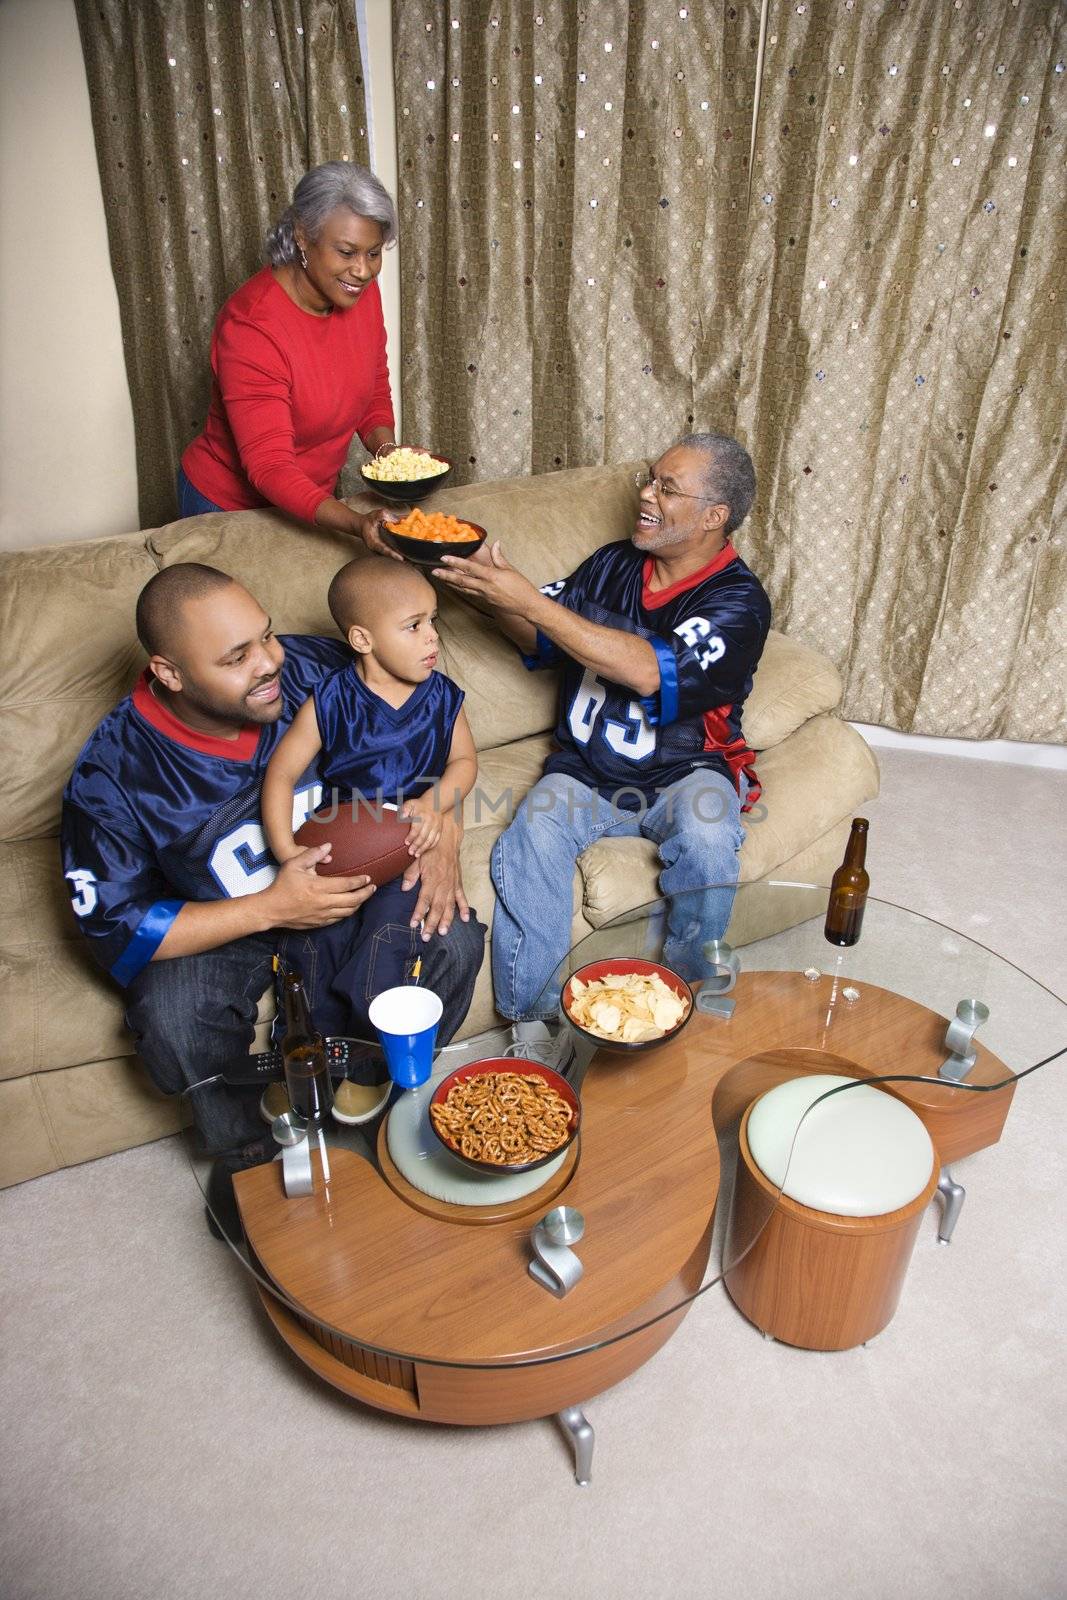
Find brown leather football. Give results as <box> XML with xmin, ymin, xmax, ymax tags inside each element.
<box><xmin>293</xmin><ymin>803</ymin><xmax>413</xmax><ymax>886</ymax></box>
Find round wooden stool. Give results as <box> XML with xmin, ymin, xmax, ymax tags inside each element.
<box><xmin>724</xmin><ymin>1074</ymin><xmax>939</xmax><ymax>1350</ymax></box>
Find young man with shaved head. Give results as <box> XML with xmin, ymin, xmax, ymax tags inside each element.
<box><xmin>434</xmin><ymin>432</ymin><xmax>770</xmax><ymax>1059</ymax></box>
<box><xmin>61</xmin><ymin>563</ymin><xmax>484</xmax><ymax>1230</ymax></box>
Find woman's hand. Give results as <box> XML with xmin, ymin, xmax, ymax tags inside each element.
<box><xmin>312</xmin><ymin>497</ymin><xmax>404</xmax><ymax>560</ymax></box>
<box><xmin>355</xmin><ymin>508</ymin><xmax>404</xmax><ymax>560</ymax></box>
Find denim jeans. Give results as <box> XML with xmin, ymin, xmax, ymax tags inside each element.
<box><xmin>278</xmin><ymin>879</ymin><xmax>486</xmax><ymax>1046</ymax></box>
<box><xmin>490</xmin><ymin>768</ymin><xmax>745</xmax><ymax>1020</ymax></box>
<box><xmin>176</xmin><ymin>465</ymin><xmax>226</xmax><ymax>517</ymax></box>
<box><xmin>125</xmin><ymin>891</ymin><xmax>486</xmax><ymax>1156</ymax></box>
<box><xmin>125</xmin><ymin>932</ymin><xmax>278</xmax><ymax>1156</ymax></box>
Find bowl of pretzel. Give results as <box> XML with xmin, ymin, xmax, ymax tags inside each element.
<box><xmin>562</xmin><ymin>959</ymin><xmax>694</xmax><ymax>1054</ymax></box>
<box><xmin>428</xmin><ymin>1057</ymin><xmax>581</xmax><ymax>1174</ymax></box>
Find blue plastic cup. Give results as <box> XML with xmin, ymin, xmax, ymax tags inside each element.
<box><xmin>368</xmin><ymin>986</ymin><xmax>443</xmax><ymax>1089</ymax></box>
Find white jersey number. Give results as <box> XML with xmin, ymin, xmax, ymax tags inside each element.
<box><xmin>207</xmin><ymin>783</ymin><xmax>322</xmax><ymax>898</ymax></box>
<box><xmin>66</xmin><ymin>869</ymin><xmax>99</xmax><ymax>917</ymax></box>
<box><xmin>567</xmin><ymin>668</ymin><xmax>656</xmax><ymax>762</ymax></box>
<box><xmin>674</xmin><ymin>615</ymin><xmax>725</xmax><ymax>671</ymax></box>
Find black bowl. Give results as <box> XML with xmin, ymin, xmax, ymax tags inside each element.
<box><xmin>382</xmin><ymin>517</ymin><xmax>487</xmax><ymax>567</ymax></box>
<box><xmin>428</xmin><ymin>1056</ymin><xmax>581</xmax><ymax>1174</ymax></box>
<box><xmin>359</xmin><ymin>454</ymin><xmax>452</xmax><ymax>504</ymax></box>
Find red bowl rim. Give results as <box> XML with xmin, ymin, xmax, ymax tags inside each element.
<box><xmin>561</xmin><ymin>958</ymin><xmax>694</xmax><ymax>1051</ymax></box>
<box><xmin>428</xmin><ymin>1055</ymin><xmax>581</xmax><ymax>1174</ymax></box>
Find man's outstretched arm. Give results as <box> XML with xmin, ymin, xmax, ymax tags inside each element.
<box><xmin>434</xmin><ymin>541</ymin><xmax>659</xmax><ymax>695</ymax></box>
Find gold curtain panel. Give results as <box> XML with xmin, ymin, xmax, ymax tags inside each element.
<box><xmin>395</xmin><ymin>0</ymin><xmax>1066</xmax><ymax>741</ymax></box>
<box><xmin>75</xmin><ymin>0</ymin><xmax>370</xmax><ymax>530</ymax></box>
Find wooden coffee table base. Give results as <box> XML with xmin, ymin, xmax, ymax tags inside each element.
<box><xmin>254</xmin><ymin>1219</ymin><xmax>711</xmax><ymax>1426</ymax></box>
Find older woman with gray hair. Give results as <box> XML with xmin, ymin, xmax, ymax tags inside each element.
<box><xmin>180</xmin><ymin>161</ymin><xmax>403</xmax><ymax>555</ymax></box>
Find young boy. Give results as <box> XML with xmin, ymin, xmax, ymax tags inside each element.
<box><xmin>261</xmin><ymin>556</ymin><xmax>479</xmax><ymax>1121</ymax></box>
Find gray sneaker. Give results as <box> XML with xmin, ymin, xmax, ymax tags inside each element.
<box><xmin>509</xmin><ymin>1020</ymin><xmax>574</xmax><ymax>1075</ymax></box>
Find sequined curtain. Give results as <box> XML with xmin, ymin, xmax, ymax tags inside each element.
<box><xmin>394</xmin><ymin>1</ymin><xmax>762</xmax><ymax>482</ymax></box>
<box><xmin>739</xmin><ymin>1</ymin><xmax>1066</xmax><ymax>739</ymax></box>
<box><xmin>395</xmin><ymin>0</ymin><xmax>1066</xmax><ymax>741</ymax></box>
<box><xmin>75</xmin><ymin>0</ymin><xmax>369</xmax><ymax>530</ymax></box>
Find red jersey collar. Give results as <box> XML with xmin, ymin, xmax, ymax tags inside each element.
<box><xmin>132</xmin><ymin>671</ymin><xmax>262</xmax><ymax>761</ymax></box>
<box><xmin>641</xmin><ymin>543</ymin><xmax>738</xmax><ymax>609</ymax></box>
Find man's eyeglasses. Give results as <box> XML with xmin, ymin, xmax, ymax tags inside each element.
<box><xmin>634</xmin><ymin>468</ymin><xmax>715</xmax><ymax>503</ymax></box>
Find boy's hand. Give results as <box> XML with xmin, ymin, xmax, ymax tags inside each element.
<box><xmin>402</xmin><ymin>792</ymin><xmax>442</xmax><ymax>858</ymax></box>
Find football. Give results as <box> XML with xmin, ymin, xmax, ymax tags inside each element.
<box><xmin>293</xmin><ymin>802</ymin><xmax>413</xmax><ymax>886</ymax></box>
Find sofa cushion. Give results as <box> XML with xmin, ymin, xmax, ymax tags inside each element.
<box><xmin>0</xmin><ymin>1058</ymin><xmax>184</xmax><ymax>1189</ymax></box>
<box><xmin>0</xmin><ymin>838</ymin><xmax>134</xmax><ymax>1077</ymax></box>
<box><xmin>150</xmin><ymin>506</ymin><xmax>354</xmax><ymax>635</ymax></box>
<box><xmin>0</xmin><ymin>533</ymin><xmax>157</xmax><ymax>841</ymax></box>
<box><xmin>743</xmin><ymin>630</ymin><xmax>842</xmax><ymax>750</ymax></box>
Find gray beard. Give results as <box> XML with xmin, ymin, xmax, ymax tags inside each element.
<box><xmin>634</xmin><ymin>518</ymin><xmax>701</xmax><ymax>552</ymax></box>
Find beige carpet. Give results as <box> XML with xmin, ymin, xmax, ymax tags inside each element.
<box><xmin>1</xmin><ymin>747</ymin><xmax>1065</xmax><ymax>1600</ymax></box>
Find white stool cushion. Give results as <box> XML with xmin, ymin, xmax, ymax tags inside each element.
<box><xmin>747</xmin><ymin>1075</ymin><xmax>935</xmax><ymax>1217</ymax></box>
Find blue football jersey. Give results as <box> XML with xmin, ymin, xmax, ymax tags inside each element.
<box><xmin>315</xmin><ymin>666</ymin><xmax>464</xmax><ymax>805</ymax></box>
<box><xmin>61</xmin><ymin>634</ymin><xmax>349</xmax><ymax>986</ymax></box>
<box><xmin>527</xmin><ymin>540</ymin><xmax>771</xmax><ymax>806</ymax></box>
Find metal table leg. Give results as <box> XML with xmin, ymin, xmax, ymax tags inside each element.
<box><xmin>936</xmin><ymin>1168</ymin><xmax>966</xmax><ymax>1244</ymax></box>
<box><xmin>556</xmin><ymin>1405</ymin><xmax>594</xmax><ymax>1486</ymax></box>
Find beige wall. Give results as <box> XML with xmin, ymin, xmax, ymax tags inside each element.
<box><xmin>364</xmin><ymin>0</ymin><xmax>401</xmax><ymax>433</ymax></box>
<box><xmin>0</xmin><ymin>0</ymin><xmax>138</xmax><ymax>550</ymax></box>
<box><xmin>0</xmin><ymin>0</ymin><xmax>399</xmax><ymax>552</ymax></box>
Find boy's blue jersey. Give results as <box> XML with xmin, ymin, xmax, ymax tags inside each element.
<box><xmin>315</xmin><ymin>666</ymin><xmax>463</xmax><ymax>805</ymax></box>
<box><xmin>60</xmin><ymin>634</ymin><xmax>349</xmax><ymax>986</ymax></box>
<box><xmin>527</xmin><ymin>540</ymin><xmax>771</xmax><ymax>806</ymax></box>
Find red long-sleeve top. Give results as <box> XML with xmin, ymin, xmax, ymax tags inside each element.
<box><xmin>181</xmin><ymin>268</ymin><xmax>394</xmax><ymax>524</ymax></box>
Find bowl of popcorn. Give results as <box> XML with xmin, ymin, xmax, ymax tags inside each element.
<box><xmin>359</xmin><ymin>446</ymin><xmax>452</xmax><ymax>503</ymax></box>
<box><xmin>561</xmin><ymin>960</ymin><xmax>694</xmax><ymax>1054</ymax></box>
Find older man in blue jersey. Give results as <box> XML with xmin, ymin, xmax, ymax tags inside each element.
<box><xmin>435</xmin><ymin>431</ymin><xmax>770</xmax><ymax>1045</ymax></box>
<box><xmin>61</xmin><ymin>565</ymin><xmax>484</xmax><ymax>1215</ymax></box>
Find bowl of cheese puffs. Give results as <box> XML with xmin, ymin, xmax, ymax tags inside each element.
<box><xmin>562</xmin><ymin>959</ymin><xmax>694</xmax><ymax>1054</ymax></box>
<box><xmin>360</xmin><ymin>446</ymin><xmax>452</xmax><ymax>503</ymax></box>
<box><xmin>381</xmin><ymin>506</ymin><xmax>487</xmax><ymax>565</ymax></box>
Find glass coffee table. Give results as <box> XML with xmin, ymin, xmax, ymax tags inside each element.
<box><xmin>182</xmin><ymin>881</ymin><xmax>1065</xmax><ymax>1484</ymax></box>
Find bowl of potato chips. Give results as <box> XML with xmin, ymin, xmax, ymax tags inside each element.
<box><xmin>360</xmin><ymin>446</ymin><xmax>452</xmax><ymax>503</ymax></box>
<box><xmin>562</xmin><ymin>960</ymin><xmax>693</xmax><ymax>1054</ymax></box>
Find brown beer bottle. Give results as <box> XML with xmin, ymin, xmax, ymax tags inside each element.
<box><xmin>280</xmin><ymin>968</ymin><xmax>332</xmax><ymax>1126</ymax></box>
<box><xmin>824</xmin><ymin>818</ymin><xmax>870</xmax><ymax>947</ymax></box>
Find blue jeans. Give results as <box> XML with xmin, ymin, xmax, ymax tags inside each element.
<box><xmin>277</xmin><ymin>878</ymin><xmax>486</xmax><ymax>1044</ymax></box>
<box><xmin>490</xmin><ymin>768</ymin><xmax>745</xmax><ymax>1020</ymax></box>
<box><xmin>125</xmin><ymin>895</ymin><xmax>485</xmax><ymax>1155</ymax></box>
<box><xmin>176</xmin><ymin>465</ymin><xmax>226</xmax><ymax>517</ymax></box>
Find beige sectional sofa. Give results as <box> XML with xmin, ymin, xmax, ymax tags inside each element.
<box><xmin>0</xmin><ymin>461</ymin><xmax>879</xmax><ymax>1187</ymax></box>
